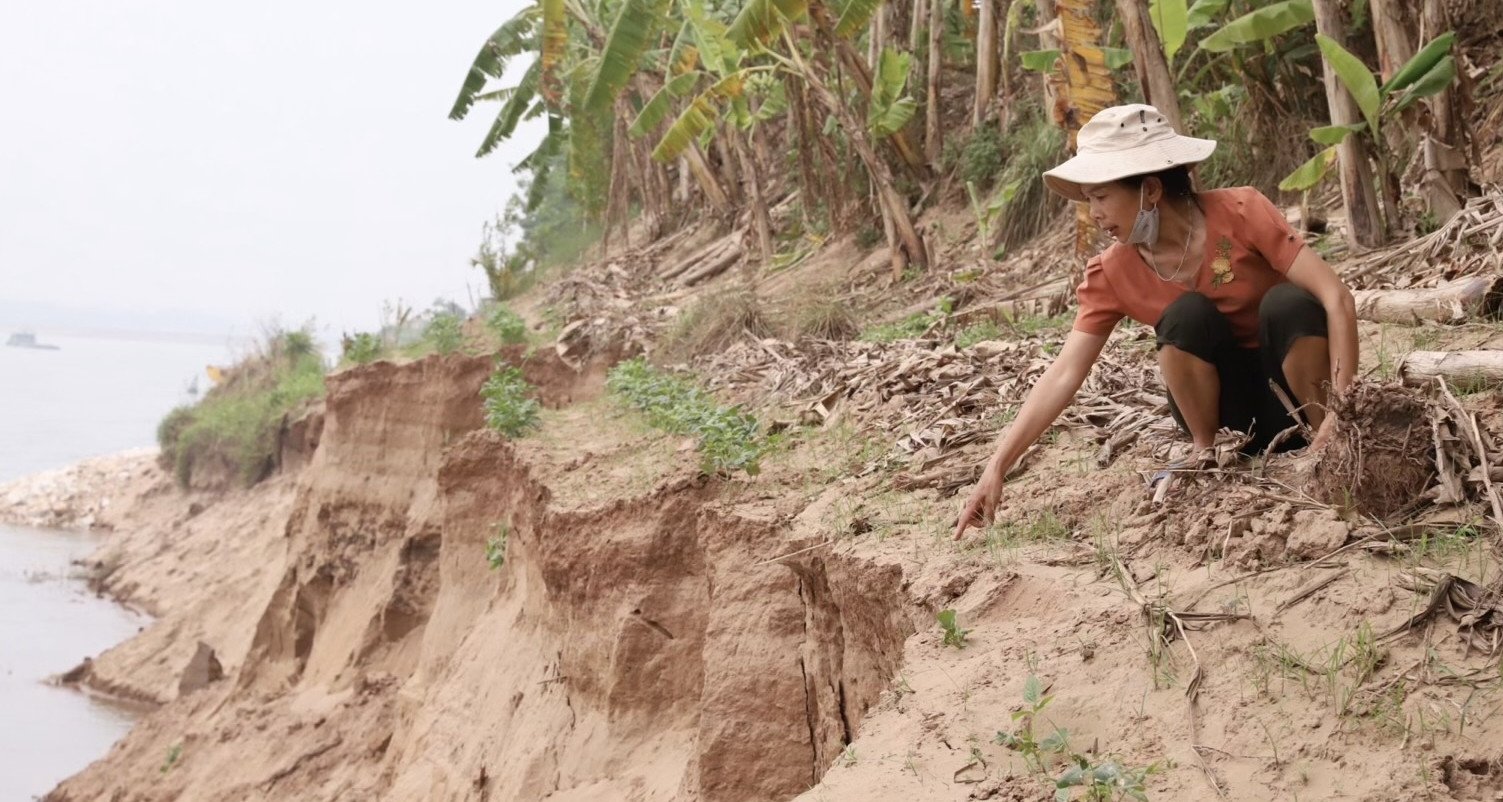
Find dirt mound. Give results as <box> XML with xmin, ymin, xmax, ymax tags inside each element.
<box><xmin>1308</xmin><ymin>382</ymin><xmax>1434</xmax><ymax>519</ymax></box>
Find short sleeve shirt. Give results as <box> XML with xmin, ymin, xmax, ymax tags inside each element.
<box><xmin>1072</xmin><ymin>187</ymin><xmax>1307</xmax><ymax>349</ymax></box>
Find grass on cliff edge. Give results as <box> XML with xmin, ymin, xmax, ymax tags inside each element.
<box><xmin>158</xmin><ymin>328</ymin><xmax>327</xmax><ymax>488</ymax></box>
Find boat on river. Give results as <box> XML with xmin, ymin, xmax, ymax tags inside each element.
<box><xmin>5</xmin><ymin>331</ymin><xmax>60</xmax><ymax>350</ymax></box>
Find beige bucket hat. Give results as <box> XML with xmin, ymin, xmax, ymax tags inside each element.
<box><xmin>1042</xmin><ymin>104</ymin><xmax>1217</xmax><ymax>202</ymax></box>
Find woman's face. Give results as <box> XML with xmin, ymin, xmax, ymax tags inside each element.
<box><xmin>1081</xmin><ymin>179</ymin><xmax>1161</xmax><ymax>243</ymax></box>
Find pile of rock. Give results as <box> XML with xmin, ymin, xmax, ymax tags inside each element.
<box><xmin>0</xmin><ymin>449</ymin><xmax>157</xmax><ymax>530</ymax></box>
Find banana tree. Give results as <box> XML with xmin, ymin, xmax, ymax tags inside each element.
<box><xmin>1280</xmin><ymin>31</ymin><xmax>1459</xmax><ymax>231</ymax></box>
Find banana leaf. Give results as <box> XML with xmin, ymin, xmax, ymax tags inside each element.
<box><xmin>584</xmin><ymin>0</ymin><xmax>661</xmax><ymax>113</ymax></box>
<box><xmin>835</xmin><ymin>0</ymin><xmax>887</xmax><ymax>40</ymax></box>
<box><xmin>1199</xmin><ymin>0</ymin><xmax>1312</xmax><ymax>53</ymax></box>
<box><xmin>629</xmin><ymin>72</ymin><xmax>702</xmax><ymax>138</ymax></box>
<box><xmin>1020</xmin><ymin>49</ymin><xmax>1060</xmax><ymax>72</ymax></box>
<box><xmin>727</xmin><ymin>0</ymin><xmax>808</xmax><ymax>48</ymax></box>
<box><xmin>1149</xmin><ymin>0</ymin><xmax>1188</xmax><ymax>62</ymax></box>
<box><xmin>476</xmin><ymin>61</ymin><xmax>542</xmax><ymax>157</ymax></box>
<box><xmin>1186</xmin><ymin>0</ymin><xmax>1230</xmax><ymax>29</ymax></box>
<box><xmin>667</xmin><ymin>22</ymin><xmax>701</xmax><ymax>75</ymax></box>
<box><xmin>1391</xmin><ymin>55</ymin><xmax>1456</xmax><ymax>114</ymax></box>
<box><xmin>652</xmin><ymin>73</ymin><xmax>746</xmax><ymax>162</ymax></box>
<box><xmin>1316</xmin><ymin>34</ymin><xmax>1380</xmax><ymax>135</ymax></box>
<box><xmin>1383</xmin><ymin>32</ymin><xmax>1455</xmax><ymax>94</ymax></box>
<box><xmin>450</xmin><ymin>9</ymin><xmax>540</xmax><ymax>121</ymax></box>
<box><xmin>1308</xmin><ymin>121</ymin><xmax>1365</xmax><ymax>146</ymax></box>
<box><xmin>1278</xmin><ymin>146</ymin><xmax>1337</xmax><ymax>192</ymax></box>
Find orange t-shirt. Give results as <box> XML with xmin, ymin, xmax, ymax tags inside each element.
<box><xmin>1072</xmin><ymin>187</ymin><xmax>1307</xmax><ymax>349</ymax></box>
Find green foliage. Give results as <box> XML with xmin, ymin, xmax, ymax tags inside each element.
<box><xmin>606</xmin><ymin>358</ymin><xmax>764</xmax><ymax>476</ymax></box>
<box><xmin>1283</xmin><ymin>32</ymin><xmax>1458</xmax><ymax>192</ymax></box>
<box><xmin>1054</xmin><ymin>757</ymin><xmax>1166</xmax><ymax>801</ymax></box>
<box><xmin>1199</xmin><ymin>0</ymin><xmax>1313</xmax><ymax>53</ymax></box>
<box><xmin>486</xmin><ymin>304</ymin><xmax>529</xmax><ymax>345</ymax></box>
<box><xmin>341</xmin><ymin>332</ymin><xmax>385</xmax><ymax>365</ymax></box>
<box><xmin>955</xmin><ymin>323</ymin><xmax>1002</xmax><ymax>350</ymax></box>
<box><xmin>958</xmin><ymin>126</ymin><xmax>1006</xmax><ymax>189</ymax></box>
<box><xmin>481</xmin><ymin>364</ymin><xmax>541</xmax><ymax>438</ymax></box>
<box><xmin>868</xmin><ymin>49</ymin><xmax>918</xmax><ymax>138</ymax></box>
<box><xmin>859</xmin><ymin>297</ymin><xmax>953</xmax><ymax>343</ymax></box>
<box><xmin>995</xmin><ymin>675</ymin><xmax>1065</xmax><ymax>772</ymax></box>
<box><xmin>938</xmin><ymin>609</ymin><xmax>969</xmax><ymax>648</ymax></box>
<box><xmin>425</xmin><ymin>313</ymin><xmax>465</xmax><ymax>355</ymax></box>
<box><xmin>1148</xmin><ymin>0</ymin><xmax>1188</xmax><ymax>62</ymax></box>
<box><xmin>158</xmin><ymin>327</ymin><xmax>327</xmax><ymax>488</ymax></box>
<box><xmin>1019</xmin><ymin>49</ymin><xmax>1061</xmax><ymax>72</ymax></box>
<box><xmin>486</xmin><ymin>524</ymin><xmax>509</xmax><ymax>569</ymax></box>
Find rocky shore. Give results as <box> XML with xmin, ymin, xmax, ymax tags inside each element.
<box><xmin>0</xmin><ymin>449</ymin><xmax>159</xmax><ymax>531</ymax></box>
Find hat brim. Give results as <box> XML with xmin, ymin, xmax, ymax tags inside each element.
<box><xmin>1042</xmin><ymin>137</ymin><xmax>1217</xmax><ymax>202</ymax></box>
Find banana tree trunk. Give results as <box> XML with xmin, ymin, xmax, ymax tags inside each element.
<box><xmin>1421</xmin><ymin>0</ymin><xmax>1471</xmax><ymax>222</ymax></box>
<box><xmin>1370</xmin><ymin>0</ymin><xmax>1415</xmax><ymax>82</ymax></box>
<box><xmin>684</xmin><ymin>143</ymin><xmax>732</xmax><ymax>213</ymax></box>
<box><xmin>806</xmin><ymin>0</ymin><xmax>928</xmax><ymax>178</ymax></box>
<box><xmin>1112</xmin><ymin>0</ymin><xmax>1183</xmax><ymax>132</ymax></box>
<box><xmin>925</xmin><ymin>0</ymin><xmax>945</xmax><ymax>162</ymax></box>
<box><xmin>974</xmin><ymin>0</ymin><xmax>999</xmax><ymax>126</ymax></box>
<box><xmin>730</xmin><ymin>129</ymin><xmax>773</xmax><ymax>269</ymax></box>
<box><xmin>1055</xmin><ymin>0</ymin><xmax>1117</xmax><ymax>261</ymax></box>
<box><xmin>785</xmin><ymin>35</ymin><xmax>929</xmax><ymax>272</ymax></box>
<box><xmin>1312</xmin><ymin>0</ymin><xmax>1386</xmax><ymax>248</ymax></box>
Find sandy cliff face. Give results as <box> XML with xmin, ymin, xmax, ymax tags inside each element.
<box><xmin>50</xmin><ymin>350</ymin><xmax>915</xmax><ymax>801</ymax></box>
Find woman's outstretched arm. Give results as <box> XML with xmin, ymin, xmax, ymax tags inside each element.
<box><xmin>953</xmin><ymin>329</ymin><xmax>1110</xmax><ymax>539</ymax></box>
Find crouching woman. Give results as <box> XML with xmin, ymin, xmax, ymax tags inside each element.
<box><xmin>954</xmin><ymin>104</ymin><xmax>1358</xmax><ymax>539</ymax></box>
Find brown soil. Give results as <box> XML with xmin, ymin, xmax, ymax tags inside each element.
<box><xmin>1308</xmin><ymin>383</ymin><xmax>1435</xmax><ymax>520</ymax></box>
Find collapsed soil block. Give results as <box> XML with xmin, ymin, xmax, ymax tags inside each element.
<box><xmin>1307</xmin><ymin>382</ymin><xmax>1434</xmax><ymax>519</ymax></box>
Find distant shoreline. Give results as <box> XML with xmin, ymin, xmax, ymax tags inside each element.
<box><xmin>1</xmin><ymin>326</ymin><xmax>239</xmax><ymax>347</ymax></box>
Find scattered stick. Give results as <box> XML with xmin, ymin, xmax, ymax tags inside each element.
<box><xmin>1275</xmin><ymin>568</ymin><xmax>1349</xmax><ymax>614</ymax></box>
<box><xmin>753</xmin><ymin>540</ymin><xmax>833</xmax><ymax>566</ymax></box>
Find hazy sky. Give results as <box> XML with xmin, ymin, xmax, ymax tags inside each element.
<box><xmin>0</xmin><ymin>0</ymin><xmax>542</xmax><ymax>339</ymax></box>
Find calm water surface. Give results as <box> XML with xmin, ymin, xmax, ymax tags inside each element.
<box><xmin>0</xmin><ymin>332</ymin><xmax>232</xmax><ymax>799</ymax></box>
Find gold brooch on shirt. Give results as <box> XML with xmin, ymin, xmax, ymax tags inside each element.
<box><xmin>1211</xmin><ymin>236</ymin><xmax>1235</xmax><ymax>288</ymax></box>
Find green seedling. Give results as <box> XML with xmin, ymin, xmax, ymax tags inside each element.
<box><xmin>938</xmin><ymin>609</ymin><xmax>970</xmax><ymax>649</ymax></box>
<box><xmin>485</xmin><ymin>524</ymin><xmax>509</xmax><ymax>570</ymax></box>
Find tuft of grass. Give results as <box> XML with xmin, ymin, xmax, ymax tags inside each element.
<box><xmin>992</xmin><ymin>101</ymin><xmax>1067</xmax><ymax>250</ymax></box>
<box><xmin>955</xmin><ymin>322</ymin><xmax>1002</xmax><ymax>349</ymax></box>
<box><xmin>957</xmin><ymin>125</ymin><xmax>1006</xmax><ymax>189</ymax></box>
<box><xmin>481</xmin><ymin>364</ymin><xmax>540</xmax><ymax>438</ymax></box>
<box><xmin>661</xmin><ymin>290</ymin><xmax>773</xmax><ymax>361</ymax></box>
<box><xmin>158</xmin><ymin>327</ymin><xmax>326</xmax><ymax>488</ymax></box>
<box><xmin>161</xmin><ymin>742</ymin><xmax>183</xmax><ymax>774</ymax></box>
<box><xmin>788</xmin><ymin>295</ymin><xmax>858</xmax><ymax>341</ymax></box>
<box><xmin>859</xmin><ymin>297</ymin><xmax>954</xmax><ymax>343</ymax></box>
<box><xmin>485</xmin><ymin>304</ymin><xmax>529</xmax><ymax>345</ymax></box>
<box><xmin>606</xmin><ymin>358</ymin><xmax>764</xmax><ymax>476</ymax></box>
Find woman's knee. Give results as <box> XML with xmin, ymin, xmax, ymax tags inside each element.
<box><xmin>1157</xmin><ymin>292</ymin><xmax>1231</xmax><ymax>361</ymax></box>
<box><xmin>1258</xmin><ymin>282</ymin><xmax>1322</xmax><ymax>324</ymax></box>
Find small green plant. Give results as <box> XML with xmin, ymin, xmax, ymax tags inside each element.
<box><xmin>859</xmin><ymin>297</ymin><xmax>954</xmax><ymax>343</ymax></box>
<box><xmin>955</xmin><ymin>323</ymin><xmax>1002</xmax><ymax>350</ymax></box>
<box><xmin>606</xmin><ymin>358</ymin><xmax>764</xmax><ymax>476</ymax></box>
<box><xmin>481</xmin><ymin>364</ymin><xmax>540</xmax><ymax>437</ymax></box>
<box><xmin>1054</xmin><ymin>756</ymin><xmax>1166</xmax><ymax>801</ymax></box>
<box><xmin>425</xmin><ymin>312</ymin><xmax>465</xmax><ymax>355</ymax></box>
<box><xmin>485</xmin><ymin>524</ymin><xmax>509</xmax><ymax>569</ymax></box>
<box><xmin>958</xmin><ymin>125</ymin><xmax>1006</xmax><ymax>189</ymax></box>
<box><xmin>995</xmin><ymin>675</ymin><xmax>1068</xmax><ymax>772</ymax></box>
<box><xmin>486</xmin><ymin>305</ymin><xmax>529</xmax><ymax>345</ymax></box>
<box><xmin>938</xmin><ymin>608</ymin><xmax>970</xmax><ymax>649</ymax></box>
<box><xmin>342</xmin><ymin>331</ymin><xmax>384</xmax><ymax>365</ymax></box>
<box><xmin>161</xmin><ymin>742</ymin><xmax>183</xmax><ymax>774</ymax></box>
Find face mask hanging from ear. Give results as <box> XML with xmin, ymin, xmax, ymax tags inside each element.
<box><xmin>1127</xmin><ymin>182</ymin><xmax>1160</xmax><ymax>246</ymax></box>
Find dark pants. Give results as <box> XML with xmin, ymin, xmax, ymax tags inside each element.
<box><xmin>1155</xmin><ymin>285</ymin><xmax>1328</xmax><ymax>454</ymax></box>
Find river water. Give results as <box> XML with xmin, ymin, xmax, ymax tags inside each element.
<box><xmin>0</xmin><ymin>332</ymin><xmax>232</xmax><ymax>800</ymax></box>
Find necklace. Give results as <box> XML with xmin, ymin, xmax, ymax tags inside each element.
<box><xmin>1145</xmin><ymin>211</ymin><xmax>1199</xmax><ymax>285</ymax></box>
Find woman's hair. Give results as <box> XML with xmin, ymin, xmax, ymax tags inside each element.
<box><xmin>1120</xmin><ymin>165</ymin><xmax>1196</xmax><ymax>200</ymax></box>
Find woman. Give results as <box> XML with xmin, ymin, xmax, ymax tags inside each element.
<box><xmin>953</xmin><ymin>103</ymin><xmax>1358</xmax><ymax>540</ymax></box>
